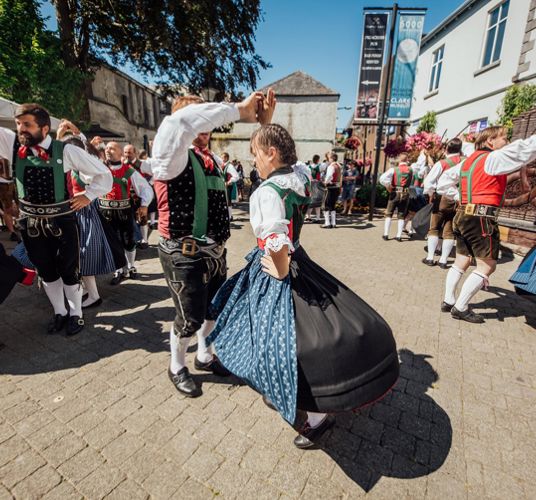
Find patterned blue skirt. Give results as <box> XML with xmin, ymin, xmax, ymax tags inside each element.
<box><xmin>77</xmin><ymin>201</ymin><xmax>126</xmax><ymax>276</ymax></box>
<box><xmin>509</xmin><ymin>247</ymin><xmax>536</xmax><ymax>295</ymax></box>
<box><xmin>209</xmin><ymin>246</ymin><xmax>399</xmax><ymax>425</ymax></box>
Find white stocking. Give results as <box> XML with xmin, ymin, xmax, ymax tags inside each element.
<box><xmin>196</xmin><ymin>320</ymin><xmax>215</xmax><ymax>363</ymax></box>
<box><xmin>43</xmin><ymin>278</ymin><xmax>67</xmax><ymax>316</ymax></box>
<box><xmin>396</xmin><ymin>219</ymin><xmax>405</xmax><ymax>238</ymax></box>
<box><xmin>169</xmin><ymin>325</ymin><xmax>191</xmax><ymax>374</ymax></box>
<box><xmin>125</xmin><ymin>250</ymin><xmax>136</xmax><ymax>269</ymax></box>
<box><xmin>330</xmin><ymin>211</ymin><xmax>336</xmax><ymax>227</ymax></box>
<box><xmin>439</xmin><ymin>239</ymin><xmax>455</xmax><ymax>264</ymax></box>
<box><xmin>384</xmin><ymin>217</ymin><xmax>392</xmax><ymax>236</ymax></box>
<box><xmin>444</xmin><ymin>265</ymin><xmax>464</xmax><ymax>305</ymax></box>
<box><xmin>82</xmin><ymin>275</ymin><xmax>100</xmax><ymax>305</ymax></box>
<box><xmin>140</xmin><ymin>224</ymin><xmax>149</xmax><ymax>242</ymax></box>
<box><xmin>427</xmin><ymin>235</ymin><xmax>439</xmax><ymax>261</ymax></box>
<box><xmin>324</xmin><ymin>211</ymin><xmax>330</xmax><ymax>226</ymax></box>
<box><xmin>306</xmin><ymin>411</ymin><xmax>327</xmax><ymax>428</ymax></box>
<box><xmin>64</xmin><ymin>283</ymin><xmax>83</xmax><ymax>317</ymax></box>
<box><xmin>454</xmin><ymin>272</ymin><xmax>487</xmax><ymax>312</ymax></box>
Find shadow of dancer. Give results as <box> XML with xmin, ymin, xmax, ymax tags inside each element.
<box><xmin>316</xmin><ymin>349</ymin><xmax>452</xmax><ymax>492</ymax></box>
<box><xmin>473</xmin><ymin>285</ymin><xmax>536</xmax><ymax>327</ymax></box>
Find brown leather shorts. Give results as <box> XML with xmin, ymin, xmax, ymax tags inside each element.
<box><xmin>453</xmin><ymin>210</ymin><xmax>500</xmax><ymax>260</ymax></box>
<box><xmin>428</xmin><ymin>195</ymin><xmax>456</xmax><ymax>239</ymax></box>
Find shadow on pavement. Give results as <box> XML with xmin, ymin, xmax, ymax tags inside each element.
<box><xmin>317</xmin><ymin>349</ymin><xmax>452</xmax><ymax>492</ymax></box>
<box><xmin>474</xmin><ymin>285</ymin><xmax>536</xmax><ymax>327</ymax></box>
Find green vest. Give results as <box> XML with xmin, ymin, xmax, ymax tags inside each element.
<box><xmin>15</xmin><ymin>140</ymin><xmax>67</xmax><ymax>204</ymax></box>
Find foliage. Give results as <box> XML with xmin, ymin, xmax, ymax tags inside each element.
<box><xmin>355</xmin><ymin>183</ymin><xmax>389</xmax><ymax>208</ymax></box>
<box><xmin>497</xmin><ymin>84</ymin><xmax>536</xmax><ymax>136</ymax></box>
<box><xmin>51</xmin><ymin>0</ymin><xmax>270</xmax><ymax>98</ymax></box>
<box><xmin>384</xmin><ymin>137</ymin><xmax>408</xmax><ymax>158</ymax></box>
<box><xmin>416</xmin><ymin>111</ymin><xmax>437</xmax><ymax>133</ymax></box>
<box><xmin>0</xmin><ymin>0</ymin><xmax>87</xmax><ymax>120</ymax></box>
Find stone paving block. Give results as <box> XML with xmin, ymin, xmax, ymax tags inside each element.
<box><xmin>216</xmin><ymin>429</ymin><xmax>254</xmax><ymax>460</ymax></box>
<box><xmin>182</xmin><ymin>444</ymin><xmax>225</xmax><ymax>482</ymax></box>
<box><xmin>103</xmin><ymin>396</ymin><xmax>142</xmax><ymax>423</ymax></box>
<box><xmin>140</xmin><ymin>418</ymin><xmax>180</xmax><ymax>449</ymax></box>
<box><xmin>240</xmin><ymin>443</ymin><xmax>281</xmax><ymax>475</ymax></box>
<box><xmin>105</xmin><ymin>479</ymin><xmax>149</xmax><ymax>500</ymax></box>
<box><xmin>165</xmin><ymin>431</ymin><xmax>200</xmax><ymax>466</ymax></box>
<box><xmin>41</xmin><ymin>480</ymin><xmax>83</xmax><ymax>500</ymax></box>
<box><xmin>193</xmin><ymin>417</ymin><xmax>230</xmax><ymax>449</ymax></box>
<box><xmin>90</xmin><ymin>389</ymin><xmax>125</xmax><ymax>412</ymax></box>
<box><xmin>0</xmin><ymin>436</ymin><xmax>30</xmax><ymax>468</ymax></box>
<box><xmin>135</xmin><ymin>385</ymin><xmax>169</xmax><ymax>409</ymax></box>
<box><xmin>76</xmin><ymin>464</ymin><xmax>126</xmax><ymax>499</ymax></box>
<box><xmin>154</xmin><ymin>395</ymin><xmax>188</xmax><ymax>423</ymax></box>
<box><xmin>176</xmin><ymin>477</ymin><xmax>216</xmax><ymax>500</ymax></box>
<box><xmin>40</xmin><ymin>433</ymin><xmax>86</xmax><ymax>468</ymax></box>
<box><xmin>238</xmin><ymin>476</ymin><xmax>286</xmax><ymax>500</ymax></box>
<box><xmin>101</xmin><ymin>432</ymin><xmax>144</xmax><ymax>464</ymax></box>
<box><xmin>206</xmin><ymin>458</ymin><xmax>252</xmax><ymax>499</ymax></box>
<box><xmin>0</xmin><ymin>391</ymin><xmax>28</xmax><ymax>413</ymax></box>
<box><xmin>67</xmin><ymin>410</ymin><xmax>105</xmax><ymax>437</ymax></box>
<box><xmin>224</xmin><ymin>405</ymin><xmax>259</xmax><ymax>434</ymax></box>
<box><xmin>83</xmin><ymin>419</ymin><xmax>125</xmax><ymax>450</ymax></box>
<box><xmin>51</xmin><ymin>397</ymin><xmax>93</xmax><ymax>424</ymax></box>
<box><xmin>141</xmin><ymin>460</ymin><xmax>188</xmax><ymax>498</ymax></box>
<box><xmin>0</xmin><ymin>450</ymin><xmax>46</xmax><ymax>489</ymax></box>
<box><xmin>267</xmin><ymin>457</ymin><xmax>310</xmax><ymax>498</ymax></box>
<box><xmin>0</xmin><ymin>425</ymin><xmax>14</xmax><ymax>447</ymax></box>
<box><xmin>11</xmin><ymin>465</ymin><xmax>62</xmax><ymax>499</ymax></box>
<box><xmin>119</xmin><ymin>445</ymin><xmax>166</xmax><ymax>483</ymax></box>
<box><xmin>57</xmin><ymin>446</ymin><xmax>105</xmax><ymax>484</ymax></box>
<box><xmin>171</xmin><ymin>405</ymin><xmax>207</xmax><ymax>435</ymax></box>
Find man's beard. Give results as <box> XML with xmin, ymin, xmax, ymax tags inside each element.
<box><xmin>18</xmin><ymin>130</ymin><xmax>44</xmax><ymax>147</ymax></box>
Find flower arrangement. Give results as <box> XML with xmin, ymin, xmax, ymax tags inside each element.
<box><xmin>405</xmin><ymin>131</ymin><xmax>442</xmax><ymax>152</ymax></box>
<box><xmin>383</xmin><ymin>137</ymin><xmax>408</xmax><ymax>158</ymax></box>
<box><xmin>463</xmin><ymin>132</ymin><xmax>476</xmax><ymax>143</ymax></box>
<box><xmin>344</xmin><ymin>136</ymin><xmax>361</xmax><ymax>150</ymax></box>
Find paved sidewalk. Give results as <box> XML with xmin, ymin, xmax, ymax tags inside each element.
<box><xmin>1</xmin><ymin>209</ymin><xmax>535</xmax><ymax>499</ymax></box>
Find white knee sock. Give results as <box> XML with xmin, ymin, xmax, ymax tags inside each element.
<box><xmin>64</xmin><ymin>283</ymin><xmax>83</xmax><ymax>317</ymax></box>
<box><xmin>396</xmin><ymin>219</ymin><xmax>405</xmax><ymax>238</ymax></box>
<box><xmin>125</xmin><ymin>250</ymin><xmax>136</xmax><ymax>269</ymax></box>
<box><xmin>43</xmin><ymin>278</ymin><xmax>68</xmax><ymax>316</ymax></box>
<box><xmin>140</xmin><ymin>224</ymin><xmax>149</xmax><ymax>242</ymax></box>
<box><xmin>196</xmin><ymin>320</ymin><xmax>215</xmax><ymax>363</ymax></box>
<box><xmin>324</xmin><ymin>211</ymin><xmax>330</xmax><ymax>226</ymax></box>
<box><xmin>439</xmin><ymin>239</ymin><xmax>455</xmax><ymax>264</ymax></box>
<box><xmin>427</xmin><ymin>235</ymin><xmax>439</xmax><ymax>261</ymax></box>
<box><xmin>149</xmin><ymin>212</ymin><xmax>156</xmax><ymax>223</ymax></box>
<box><xmin>228</xmin><ymin>207</ymin><xmax>233</xmax><ymax>219</ymax></box>
<box><xmin>306</xmin><ymin>411</ymin><xmax>327</xmax><ymax>428</ymax></box>
<box><xmin>315</xmin><ymin>207</ymin><xmax>321</xmax><ymax>219</ymax></box>
<box><xmin>330</xmin><ymin>211</ymin><xmax>336</xmax><ymax>227</ymax></box>
<box><xmin>454</xmin><ymin>271</ymin><xmax>487</xmax><ymax>312</ymax></box>
<box><xmin>82</xmin><ymin>275</ymin><xmax>100</xmax><ymax>305</ymax></box>
<box><xmin>169</xmin><ymin>325</ymin><xmax>191</xmax><ymax>374</ymax></box>
<box><xmin>444</xmin><ymin>265</ymin><xmax>464</xmax><ymax>305</ymax></box>
<box><xmin>384</xmin><ymin>217</ymin><xmax>392</xmax><ymax>236</ymax></box>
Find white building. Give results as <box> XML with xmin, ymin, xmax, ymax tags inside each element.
<box><xmin>211</xmin><ymin>71</ymin><xmax>339</xmax><ymax>171</ymax></box>
<box><xmin>410</xmin><ymin>0</ymin><xmax>536</xmax><ymax>137</ymax></box>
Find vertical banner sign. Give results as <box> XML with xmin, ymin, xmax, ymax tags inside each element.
<box><xmin>388</xmin><ymin>13</ymin><xmax>425</xmax><ymax>119</ymax></box>
<box><xmin>354</xmin><ymin>13</ymin><xmax>388</xmax><ymax>122</ymax></box>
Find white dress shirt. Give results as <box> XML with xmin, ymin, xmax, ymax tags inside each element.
<box><xmin>423</xmin><ymin>153</ymin><xmax>461</xmax><ymax>196</ymax></box>
<box><xmin>0</xmin><ymin>128</ymin><xmax>112</xmax><ymax>201</ymax></box>
<box><xmin>436</xmin><ymin>136</ymin><xmax>536</xmax><ymax>201</ymax></box>
<box><xmin>224</xmin><ymin>162</ymin><xmax>239</xmax><ymax>183</ymax></box>
<box><xmin>141</xmin><ymin>103</ymin><xmax>240</xmax><ymax>181</ymax></box>
<box><xmin>108</xmin><ymin>163</ymin><xmax>153</xmax><ymax>206</ymax></box>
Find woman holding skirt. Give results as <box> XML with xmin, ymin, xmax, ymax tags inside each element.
<box><xmin>208</xmin><ymin>124</ymin><xmax>399</xmax><ymax>448</ymax></box>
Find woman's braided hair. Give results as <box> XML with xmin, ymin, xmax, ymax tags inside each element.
<box><xmin>251</xmin><ymin>124</ymin><xmax>297</xmax><ymax>166</ymax></box>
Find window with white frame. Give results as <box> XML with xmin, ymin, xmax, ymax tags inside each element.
<box><xmin>428</xmin><ymin>45</ymin><xmax>444</xmax><ymax>93</ymax></box>
<box><xmin>482</xmin><ymin>0</ymin><xmax>509</xmax><ymax>67</ymax></box>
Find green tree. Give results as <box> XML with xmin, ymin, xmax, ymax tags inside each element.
<box><xmin>51</xmin><ymin>0</ymin><xmax>269</xmax><ymax>98</ymax></box>
<box><xmin>0</xmin><ymin>0</ymin><xmax>87</xmax><ymax>120</ymax></box>
<box><xmin>497</xmin><ymin>83</ymin><xmax>536</xmax><ymax>136</ymax></box>
<box><xmin>417</xmin><ymin>111</ymin><xmax>437</xmax><ymax>133</ymax></box>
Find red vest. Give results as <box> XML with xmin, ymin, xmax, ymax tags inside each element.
<box><xmin>392</xmin><ymin>163</ymin><xmax>413</xmax><ymax>188</ymax></box>
<box><xmin>440</xmin><ymin>155</ymin><xmax>462</xmax><ymax>173</ymax></box>
<box><xmin>105</xmin><ymin>164</ymin><xmax>135</xmax><ymax>200</ymax></box>
<box><xmin>459</xmin><ymin>150</ymin><xmax>507</xmax><ymax>207</ymax></box>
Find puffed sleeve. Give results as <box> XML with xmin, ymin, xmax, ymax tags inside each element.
<box><xmin>250</xmin><ymin>185</ymin><xmax>294</xmax><ymax>254</ymax></box>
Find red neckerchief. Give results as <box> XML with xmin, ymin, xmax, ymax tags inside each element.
<box><xmin>193</xmin><ymin>146</ymin><xmax>214</xmax><ymax>172</ymax></box>
<box><xmin>18</xmin><ymin>145</ymin><xmax>49</xmax><ymax>161</ymax></box>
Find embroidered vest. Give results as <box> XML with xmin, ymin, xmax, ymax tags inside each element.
<box><xmin>154</xmin><ymin>150</ymin><xmax>229</xmax><ymax>242</ymax></box>
<box><xmin>104</xmin><ymin>164</ymin><xmax>136</xmax><ymax>200</ymax></box>
<box><xmin>459</xmin><ymin>150</ymin><xmax>507</xmax><ymax>207</ymax></box>
<box><xmin>14</xmin><ymin>140</ymin><xmax>69</xmax><ymax>204</ymax></box>
<box><xmin>439</xmin><ymin>155</ymin><xmax>462</xmax><ymax>173</ymax></box>
<box><xmin>392</xmin><ymin>163</ymin><xmax>413</xmax><ymax>188</ymax></box>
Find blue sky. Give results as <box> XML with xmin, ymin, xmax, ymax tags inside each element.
<box><xmin>41</xmin><ymin>0</ymin><xmax>466</xmax><ymax>128</ymax></box>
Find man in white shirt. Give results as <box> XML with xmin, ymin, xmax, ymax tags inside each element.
<box><xmin>141</xmin><ymin>90</ymin><xmax>275</xmax><ymax>397</ymax></box>
<box><xmin>221</xmin><ymin>152</ymin><xmax>239</xmax><ymax>221</ymax></box>
<box><xmin>422</xmin><ymin>138</ymin><xmax>464</xmax><ymax>268</ymax></box>
<box><xmin>437</xmin><ymin>126</ymin><xmax>536</xmax><ymax>323</ymax></box>
<box><xmin>0</xmin><ymin>103</ymin><xmax>112</xmax><ymax>335</ymax></box>
<box><xmin>321</xmin><ymin>152</ymin><xmax>342</xmax><ymax>228</ymax></box>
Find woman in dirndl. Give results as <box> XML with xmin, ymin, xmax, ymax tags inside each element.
<box><xmin>208</xmin><ymin>124</ymin><xmax>399</xmax><ymax>449</ymax></box>
<box><xmin>510</xmin><ymin>246</ymin><xmax>536</xmax><ymax>296</ymax></box>
<box><xmin>60</xmin><ymin>131</ymin><xmax>126</xmax><ymax>308</ymax></box>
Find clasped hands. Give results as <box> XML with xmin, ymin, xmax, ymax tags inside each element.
<box><xmin>237</xmin><ymin>88</ymin><xmax>276</xmax><ymax>125</ymax></box>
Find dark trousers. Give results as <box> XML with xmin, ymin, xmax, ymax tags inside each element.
<box><xmin>20</xmin><ymin>214</ymin><xmax>80</xmax><ymax>285</ymax></box>
<box><xmin>0</xmin><ymin>243</ymin><xmax>24</xmax><ymax>303</ymax></box>
<box><xmin>101</xmin><ymin>208</ymin><xmax>136</xmax><ymax>252</ymax></box>
<box><xmin>159</xmin><ymin>247</ymin><xmax>227</xmax><ymax>337</ymax></box>
<box><xmin>322</xmin><ymin>186</ymin><xmax>340</xmax><ymax>211</ymax></box>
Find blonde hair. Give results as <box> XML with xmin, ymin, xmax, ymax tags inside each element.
<box><xmin>171</xmin><ymin>95</ymin><xmax>204</xmax><ymax>114</ymax></box>
<box><xmin>474</xmin><ymin>126</ymin><xmax>507</xmax><ymax>150</ymax></box>
<box><xmin>251</xmin><ymin>124</ymin><xmax>297</xmax><ymax>166</ymax></box>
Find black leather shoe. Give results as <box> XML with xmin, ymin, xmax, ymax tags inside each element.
<box><xmin>194</xmin><ymin>356</ymin><xmax>231</xmax><ymax>377</ymax></box>
<box><xmin>66</xmin><ymin>316</ymin><xmax>85</xmax><ymax>336</ymax></box>
<box><xmin>451</xmin><ymin>307</ymin><xmax>484</xmax><ymax>324</ymax></box>
<box><xmin>293</xmin><ymin>416</ymin><xmax>335</xmax><ymax>449</ymax></box>
<box><xmin>395</xmin><ymin>237</ymin><xmax>402</xmax><ymax>242</ymax></box>
<box><xmin>441</xmin><ymin>301</ymin><xmax>454</xmax><ymax>313</ymax></box>
<box><xmin>262</xmin><ymin>395</ymin><xmax>277</xmax><ymax>411</ymax></box>
<box><xmin>110</xmin><ymin>272</ymin><xmax>123</xmax><ymax>285</ymax></box>
<box><xmin>128</xmin><ymin>267</ymin><xmax>138</xmax><ymax>279</ymax></box>
<box><xmin>422</xmin><ymin>258</ymin><xmax>436</xmax><ymax>266</ymax></box>
<box><xmin>82</xmin><ymin>297</ymin><xmax>103</xmax><ymax>310</ymax></box>
<box><xmin>382</xmin><ymin>235</ymin><xmax>389</xmax><ymax>241</ymax></box>
<box><xmin>320</xmin><ymin>224</ymin><xmax>332</xmax><ymax>229</ymax></box>
<box><xmin>168</xmin><ymin>367</ymin><xmax>201</xmax><ymax>397</ymax></box>
<box><xmin>47</xmin><ymin>314</ymin><xmax>68</xmax><ymax>334</ymax></box>
<box><xmin>438</xmin><ymin>263</ymin><xmax>449</xmax><ymax>270</ymax></box>
<box><xmin>136</xmin><ymin>241</ymin><xmax>149</xmax><ymax>250</ymax></box>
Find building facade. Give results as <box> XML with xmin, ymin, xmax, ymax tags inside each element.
<box><xmin>85</xmin><ymin>65</ymin><xmax>168</xmax><ymax>150</ymax></box>
<box><xmin>211</xmin><ymin>71</ymin><xmax>339</xmax><ymax>170</ymax></box>
<box><xmin>410</xmin><ymin>0</ymin><xmax>536</xmax><ymax>137</ymax></box>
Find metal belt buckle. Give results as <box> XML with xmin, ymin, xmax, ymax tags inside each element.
<box><xmin>476</xmin><ymin>205</ymin><xmax>488</xmax><ymax>217</ymax></box>
<box><xmin>464</xmin><ymin>203</ymin><xmax>476</xmax><ymax>216</ymax></box>
<box><xmin>181</xmin><ymin>239</ymin><xmax>198</xmax><ymax>256</ymax></box>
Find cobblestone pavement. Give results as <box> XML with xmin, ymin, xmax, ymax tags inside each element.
<box><xmin>1</xmin><ymin>207</ymin><xmax>535</xmax><ymax>499</ymax></box>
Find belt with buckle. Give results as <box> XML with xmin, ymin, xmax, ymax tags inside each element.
<box><xmin>98</xmin><ymin>198</ymin><xmax>131</xmax><ymax>210</ymax></box>
<box><xmin>159</xmin><ymin>236</ymin><xmax>225</xmax><ymax>258</ymax></box>
<box><xmin>395</xmin><ymin>187</ymin><xmax>408</xmax><ymax>193</ymax></box>
<box><xmin>460</xmin><ymin>204</ymin><xmax>499</xmax><ymax>218</ymax></box>
<box><xmin>19</xmin><ymin>199</ymin><xmax>74</xmax><ymax>218</ymax></box>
